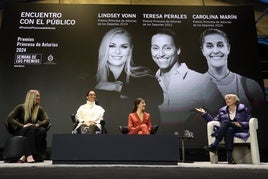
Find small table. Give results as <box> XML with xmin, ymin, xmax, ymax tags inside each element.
<box><xmin>176</xmin><ymin>130</ymin><xmax>194</xmax><ymax>163</ymax></box>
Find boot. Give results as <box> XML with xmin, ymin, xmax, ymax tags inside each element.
<box><xmin>227</xmin><ymin>150</ymin><xmax>236</xmax><ymax>164</ymax></box>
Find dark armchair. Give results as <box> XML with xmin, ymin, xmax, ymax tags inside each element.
<box><xmin>119</xmin><ymin>124</ymin><xmax>159</xmax><ymax>134</ymax></box>
<box><xmin>3</xmin><ymin>120</ymin><xmax>52</xmax><ymax>162</ymax></box>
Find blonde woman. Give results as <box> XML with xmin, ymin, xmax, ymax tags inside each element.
<box><xmin>94</xmin><ymin>27</ymin><xmax>163</xmax><ymax>134</ymax></box>
<box><xmin>8</xmin><ymin>89</ymin><xmax>49</xmax><ymax>163</ymax></box>
<box><xmin>95</xmin><ymin>27</ymin><xmax>152</xmax><ymax>94</ymax></box>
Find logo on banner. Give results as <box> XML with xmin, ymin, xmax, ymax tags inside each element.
<box><xmin>44</xmin><ymin>54</ymin><xmax>56</xmax><ymax>65</ymax></box>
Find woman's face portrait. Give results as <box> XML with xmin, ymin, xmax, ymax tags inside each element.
<box><xmin>151</xmin><ymin>34</ymin><xmax>179</xmax><ymax>71</ymax></box>
<box><xmin>107</xmin><ymin>33</ymin><xmax>131</xmax><ymax>67</ymax></box>
<box><xmin>201</xmin><ymin>33</ymin><xmax>230</xmax><ymax>69</ymax></box>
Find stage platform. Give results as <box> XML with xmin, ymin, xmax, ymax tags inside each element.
<box><xmin>51</xmin><ymin>134</ymin><xmax>180</xmax><ymax>165</ymax></box>
<box><xmin>2</xmin><ymin>134</ymin><xmax>268</xmax><ymax>178</ymax></box>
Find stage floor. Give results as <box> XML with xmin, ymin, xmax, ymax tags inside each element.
<box><xmin>1</xmin><ymin>160</ymin><xmax>268</xmax><ymax>169</ymax></box>
<box><xmin>1</xmin><ymin>161</ymin><xmax>268</xmax><ymax>178</ymax></box>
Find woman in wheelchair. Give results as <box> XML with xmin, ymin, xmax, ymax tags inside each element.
<box><xmin>196</xmin><ymin>93</ymin><xmax>252</xmax><ymax>164</ymax></box>
<box><xmin>128</xmin><ymin>98</ymin><xmax>152</xmax><ymax>135</ymax></box>
<box><xmin>73</xmin><ymin>90</ymin><xmax>105</xmax><ymax>134</ymax></box>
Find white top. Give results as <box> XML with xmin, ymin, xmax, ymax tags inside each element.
<box><xmin>75</xmin><ymin>101</ymin><xmax>105</xmax><ymax>129</ymax></box>
<box><xmin>229</xmin><ymin>107</ymin><xmax>236</xmax><ymax>121</ymax></box>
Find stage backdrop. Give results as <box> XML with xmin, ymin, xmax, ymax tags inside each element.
<box><xmin>0</xmin><ymin>3</ymin><xmax>267</xmax><ymax>150</ymax></box>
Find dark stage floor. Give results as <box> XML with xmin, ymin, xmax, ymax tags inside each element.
<box><xmin>1</xmin><ymin>161</ymin><xmax>268</xmax><ymax>179</ymax></box>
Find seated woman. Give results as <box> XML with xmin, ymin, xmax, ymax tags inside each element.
<box><xmin>128</xmin><ymin>98</ymin><xmax>152</xmax><ymax>135</ymax></box>
<box><xmin>74</xmin><ymin>90</ymin><xmax>105</xmax><ymax>134</ymax></box>
<box><xmin>196</xmin><ymin>93</ymin><xmax>252</xmax><ymax>164</ymax></box>
<box><xmin>7</xmin><ymin>89</ymin><xmax>50</xmax><ymax>163</ymax></box>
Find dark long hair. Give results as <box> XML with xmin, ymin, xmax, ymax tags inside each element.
<box><xmin>132</xmin><ymin>97</ymin><xmax>144</xmax><ymax>113</ymax></box>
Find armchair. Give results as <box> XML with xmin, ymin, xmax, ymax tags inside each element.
<box><xmin>3</xmin><ymin>120</ymin><xmax>52</xmax><ymax>162</ymax></box>
<box><xmin>207</xmin><ymin>118</ymin><xmax>260</xmax><ymax>164</ymax></box>
<box><xmin>119</xmin><ymin>124</ymin><xmax>159</xmax><ymax>134</ymax></box>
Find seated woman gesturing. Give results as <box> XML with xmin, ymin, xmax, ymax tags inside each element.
<box><xmin>196</xmin><ymin>93</ymin><xmax>252</xmax><ymax>164</ymax></box>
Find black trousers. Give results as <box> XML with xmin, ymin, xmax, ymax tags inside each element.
<box><xmin>214</xmin><ymin>120</ymin><xmax>246</xmax><ymax>150</ymax></box>
<box><xmin>16</xmin><ymin>125</ymin><xmax>47</xmax><ymax>158</ymax></box>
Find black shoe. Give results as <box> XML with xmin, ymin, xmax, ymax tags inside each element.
<box><xmin>227</xmin><ymin>156</ymin><xmax>236</xmax><ymax>164</ymax></box>
<box><xmin>228</xmin><ymin>159</ymin><xmax>236</xmax><ymax>164</ymax></box>
<box><xmin>204</xmin><ymin>145</ymin><xmax>217</xmax><ymax>153</ymax></box>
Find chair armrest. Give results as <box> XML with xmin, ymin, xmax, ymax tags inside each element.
<box><xmin>207</xmin><ymin>121</ymin><xmax>220</xmax><ymax>145</ymax></box>
<box><xmin>248</xmin><ymin>118</ymin><xmax>260</xmax><ymax>164</ymax></box>
<box><xmin>119</xmin><ymin>126</ymin><xmax>129</xmax><ymax>134</ymax></box>
<box><xmin>71</xmin><ymin>114</ymin><xmax>78</xmax><ymax>123</ymax></box>
<box><xmin>249</xmin><ymin>118</ymin><xmax>258</xmax><ymax>131</ymax></box>
<box><xmin>207</xmin><ymin>121</ymin><xmax>220</xmax><ymax>135</ymax></box>
<box><xmin>45</xmin><ymin>123</ymin><xmax>52</xmax><ymax>131</ymax></box>
<box><xmin>150</xmin><ymin>124</ymin><xmax>159</xmax><ymax>134</ymax></box>
<box><xmin>71</xmin><ymin>114</ymin><xmax>79</xmax><ymax>131</ymax></box>
<box><xmin>100</xmin><ymin>120</ymin><xmax>105</xmax><ymax>126</ymax></box>
<box><xmin>248</xmin><ymin>118</ymin><xmax>258</xmax><ymax>141</ymax></box>
<box><xmin>4</xmin><ymin>121</ymin><xmax>17</xmax><ymax>135</ymax></box>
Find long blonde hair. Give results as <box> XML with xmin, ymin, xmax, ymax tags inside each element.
<box><xmin>24</xmin><ymin>90</ymin><xmax>40</xmax><ymax>123</ymax></box>
<box><xmin>96</xmin><ymin>27</ymin><xmax>152</xmax><ymax>84</ymax></box>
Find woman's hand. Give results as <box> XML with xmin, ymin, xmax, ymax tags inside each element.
<box><xmin>195</xmin><ymin>108</ymin><xmax>206</xmax><ymax>114</ymax></box>
<box><xmin>23</xmin><ymin>123</ymin><xmax>33</xmax><ymax>128</ymax></box>
<box><xmin>85</xmin><ymin>121</ymin><xmax>95</xmax><ymax>126</ymax></box>
<box><xmin>232</xmin><ymin>122</ymin><xmax>242</xmax><ymax>127</ymax></box>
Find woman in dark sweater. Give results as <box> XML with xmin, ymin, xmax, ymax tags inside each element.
<box><xmin>8</xmin><ymin>89</ymin><xmax>49</xmax><ymax>163</ymax></box>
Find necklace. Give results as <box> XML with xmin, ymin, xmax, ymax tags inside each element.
<box><xmin>208</xmin><ymin>70</ymin><xmax>230</xmax><ymax>82</ymax></box>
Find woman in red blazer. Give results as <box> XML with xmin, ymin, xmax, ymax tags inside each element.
<box><xmin>128</xmin><ymin>98</ymin><xmax>152</xmax><ymax>134</ymax></box>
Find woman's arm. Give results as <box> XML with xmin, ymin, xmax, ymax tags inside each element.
<box><xmin>7</xmin><ymin>104</ymin><xmax>25</xmax><ymax>129</ymax></box>
<box><xmin>146</xmin><ymin>113</ymin><xmax>152</xmax><ymax>132</ymax></box>
<box><xmin>196</xmin><ymin>107</ymin><xmax>219</xmax><ymax>122</ymax></box>
<box><xmin>128</xmin><ymin>114</ymin><xmax>140</xmax><ymax>134</ymax></box>
<box><xmin>239</xmin><ymin>106</ymin><xmax>252</xmax><ymax>129</ymax></box>
<box><xmin>37</xmin><ymin>106</ymin><xmax>49</xmax><ymax>127</ymax></box>
<box><xmin>95</xmin><ymin>81</ymin><xmax>122</xmax><ymax>92</ymax></box>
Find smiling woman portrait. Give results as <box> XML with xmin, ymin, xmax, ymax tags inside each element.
<box><xmin>200</xmin><ymin>28</ymin><xmax>265</xmax><ymax>112</ymax></box>
<box><xmin>93</xmin><ymin>27</ymin><xmax>163</xmax><ymax>134</ymax></box>
<box><xmin>95</xmin><ymin>27</ymin><xmax>151</xmax><ymax>95</ymax></box>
